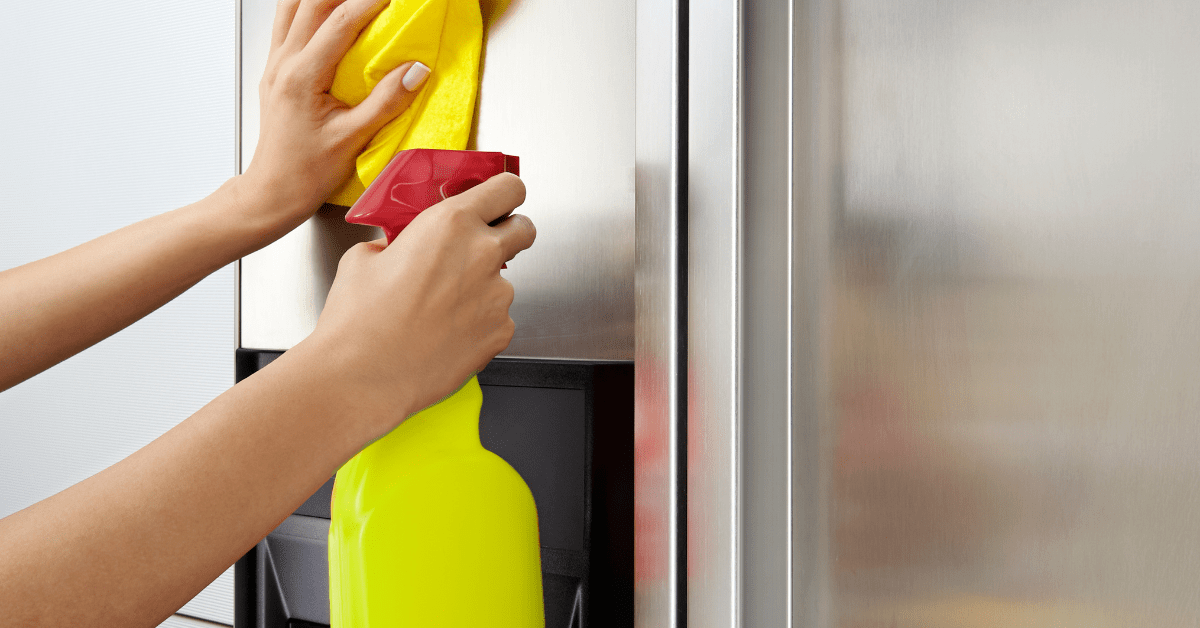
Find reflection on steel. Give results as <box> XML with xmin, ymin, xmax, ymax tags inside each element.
<box><xmin>828</xmin><ymin>0</ymin><xmax>1200</xmax><ymax>625</ymax></box>
<box><xmin>239</xmin><ymin>0</ymin><xmax>635</xmax><ymax>360</ymax></box>
<box><xmin>473</xmin><ymin>0</ymin><xmax>634</xmax><ymax>359</ymax></box>
<box><xmin>238</xmin><ymin>0</ymin><xmax>380</xmax><ymax>352</ymax></box>
<box><xmin>687</xmin><ymin>0</ymin><xmax>740</xmax><ymax>625</ymax></box>
<box><xmin>634</xmin><ymin>0</ymin><xmax>685</xmax><ymax>624</ymax></box>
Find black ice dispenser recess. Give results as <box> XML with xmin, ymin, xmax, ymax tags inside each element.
<box><xmin>233</xmin><ymin>351</ymin><xmax>633</xmax><ymax>628</ymax></box>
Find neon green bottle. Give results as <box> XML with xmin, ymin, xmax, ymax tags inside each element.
<box><xmin>328</xmin><ymin>377</ymin><xmax>545</xmax><ymax>626</ymax></box>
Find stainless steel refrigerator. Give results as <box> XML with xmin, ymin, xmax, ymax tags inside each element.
<box><xmin>237</xmin><ymin>0</ymin><xmax>1200</xmax><ymax>626</ymax></box>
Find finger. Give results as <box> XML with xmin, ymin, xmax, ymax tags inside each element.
<box><xmin>453</xmin><ymin>173</ymin><xmax>527</xmax><ymax>225</ymax></box>
<box><xmin>270</xmin><ymin>0</ymin><xmax>303</xmax><ymax>51</ymax></box>
<box><xmin>297</xmin><ymin>0</ymin><xmax>390</xmax><ymax>83</ymax></box>
<box><xmin>490</xmin><ymin>213</ymin><xmax>537</xmax><ymax>263</ymax></box>
<box><xmin>497</xmin><ymin>276</ymin><xmax>516</xmax><ymax>308</ymax></box>
<box><xmin>339</xmin><ymin>237</ymin><xmax>387</xmax><ymax>266</ymax></box>
<box><xmin>335</xmin><ymin>61</ymin><xmax>429</xmax><ymax>137</ymax></box>
<box><xmin>284</xmin><ymin>0</ymin><xmax>348</xmax><ymax>51</ymax></box>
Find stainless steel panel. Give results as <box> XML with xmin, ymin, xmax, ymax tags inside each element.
<box><xmin>687</xmin><ymin>0</ymin><xmax>740</xmax><ymax>625</ymax></box>
<box><xmin>634</xmin><ymin>0</ymin><xmax>685</xmax><ymax>625</ymax></box>
<box><xmin>239</xmin><ymin>0</ymin><xmax>343</xmax><ymax>351</ymax></box>
<box><xmin>689</xmin><ymin>0</ymin><xmax>843</xmax><ymax>624</ymax></box>
<box><xmin>239</xmin><ymin>0</ymin><xmax>635</xmax><ymax>359</ymax></box>
<box><xmin>473</xmin><ymin>0</ymin><xmax>635</xmax><ymax>359</ymax></box>
<box><xmin>827</xmin><ymin>0</ymin><xmax>1200</xmax><ymax>625</ymax></box>
<box><xmin>789</xmin><ymin>1</ymin><xmax>839</xmax><ymax>625</ymax></box>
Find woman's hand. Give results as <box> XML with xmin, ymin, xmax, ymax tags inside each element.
<box><xmin>307</xmin><ymin>173</ymin><xmax>536</xmax><ymax>441</ymax></box>
<box><xmin>0</xmin><ymin>175</ymin><xmax>532</xmax><ymax>624</ymax></box>
<box><xmin>238</xmin><ymin>0</ymin><xmax>431</xmax><ymax>236</ymax></box>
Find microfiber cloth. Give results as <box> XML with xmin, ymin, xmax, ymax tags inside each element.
<box><xmin>326</xmin><ymin>0</ymin><xmax>483</xmax><ymax>207</ymax></box>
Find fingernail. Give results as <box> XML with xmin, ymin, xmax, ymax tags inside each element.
<box><xmin>402</xmin><ymin>62</ymin><xmax>431</xmax><ymax>91</ymax></box>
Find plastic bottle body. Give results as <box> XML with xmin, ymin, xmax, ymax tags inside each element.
<box><xmin>329</xmin><ymin>377</ymin><xmax>545</xmax><ymax>627</ymax></box>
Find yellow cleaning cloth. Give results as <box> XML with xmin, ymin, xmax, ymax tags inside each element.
<box><xmin>326</xmin><ymin>0</ymin><xmax>483</xmax><ymax>206</ymax></box>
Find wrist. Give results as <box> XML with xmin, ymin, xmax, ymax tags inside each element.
<box><xmin>289</xmin><ymin>329</ymin><xmax>420</xmax><ymax>446</ymax></box>
<box><xmin>216</xmin><ymin>171</ymin><xmax>319</xmax><ymax>252</ymax></box>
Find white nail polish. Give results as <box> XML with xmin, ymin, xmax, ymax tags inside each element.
<box><xmin>402</xmin><ymin>62</ymin><xmax>431</xmax><ymax>91</ymax></box>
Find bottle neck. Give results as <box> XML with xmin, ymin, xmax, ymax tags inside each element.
<box><xmin>371</xmin><ymin>376</ymin><xmax>483</xmax><ymax>455</ymax></box>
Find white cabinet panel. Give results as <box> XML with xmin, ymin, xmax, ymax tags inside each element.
<box><xmin>160</xmin><ymin>614</ymin><xmax>230</xmax><ymax>628</ymax></box>
<box><xmin>178</xmin><ymin>567</ymin><xmax>235</xmax><ymax>626</ymax></box>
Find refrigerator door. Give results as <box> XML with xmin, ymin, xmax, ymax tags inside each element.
<box><xmin>238</xmin><ymin>0</ymin><xmax>635</xmax><ymax>360</ymax></box>
<box><xmin>686</xmin><ymin>0</ymin><xmax>1200</xmax><ymax>625</ymax></box>
<box><xmin>827</xmin><ymin>1</ymin><xmax>1200</xmax><ymax>624</ymax></box>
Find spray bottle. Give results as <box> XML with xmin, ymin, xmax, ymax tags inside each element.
<box><xmin>328</xmin><ymin>149</ymin><xmax>544</xmax><ymax>626</ymax></box>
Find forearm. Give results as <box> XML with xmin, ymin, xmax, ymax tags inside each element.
<box><xmin>0</xmin><ymin>176</ymin><xmax>288</xmax><ymax>391</ymax></box>
<box><xmin>0</xmin><ymin>336</ymin><xmax>400</xmax><ymax>627</ymax></box>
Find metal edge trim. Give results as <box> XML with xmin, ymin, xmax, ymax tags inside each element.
<box><xmin>784</xmin><ymin>0</ymin><xmax>795</xmax><ymax>624</ymax></box>
<box><xmin>732</xmin><ymin>0</ymin><xmax>745</xmax><ymax>623</ymax></box>
<box><xmin>674</xmin><ymin>0</ymin><xmax>689</xmax><ymax>624</ymax></box>
<box><xmin>233</xmin><ymin>0</ymin><xmax>243</xmax><ymax>352</ymax></box>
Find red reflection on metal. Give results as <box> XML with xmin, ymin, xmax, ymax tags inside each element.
<box><xmin>634</xmin><ymin>359</ymin><xmax>670</xmax><ymax>582</ymax></box>
<box><xmin>634</xmin><ymin>360</ymin><xmax>702</xmax><ymax>583</ymax></box>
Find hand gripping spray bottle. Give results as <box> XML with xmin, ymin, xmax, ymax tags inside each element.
<box><xmin>328</xmin><ymin>149</ymin><xmax>544</xmax><ymax>627</ymax></box>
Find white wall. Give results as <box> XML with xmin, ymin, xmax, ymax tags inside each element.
<box><xmin>0</xmin><ymin>1</ymin><xmax>236</xmax><ymax>624</ymax></box>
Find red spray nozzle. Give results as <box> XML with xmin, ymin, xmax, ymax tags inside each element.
<box><xmin>345</xmin><ymin>149</ymin><xmax>520</xmax><ymax>244</ymax></box>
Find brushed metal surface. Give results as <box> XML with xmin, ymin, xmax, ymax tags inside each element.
<box><xmin>686</xmin><ymin>0</ymin><xmax>741</xmax><ymax>625</ymax></box>
<box><xmin>690</xmin><ymin>0</ymin><xmax>841</xmax><ymax>624</ymax></box>
<box><xmin>238</xmin><ymin>0</ymin><xmax>345</xmax><ymax>351</ymax></box>
<box><xmin>789</xmin><ymin>1</ymin><xmax>839</xmax><ymax>625</ymax></box>
<box><xmin>238</xmin><ymin>0</ymin><xmax>635</xmax><ymax>359</ymax></box>
<box><xmin>634</xmin><ymin>0</ymin><xmax>685</xmax><ymax>625</ymax></box>
<box><xmin>473</xmin><ymin>0</ymin><xmax>635</xmax><ymax>359</ymax></box>
<box><xmin>827</xmin><ymin>0</ymin><xmax>1200</xmax><ymax>625</ymax></box>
